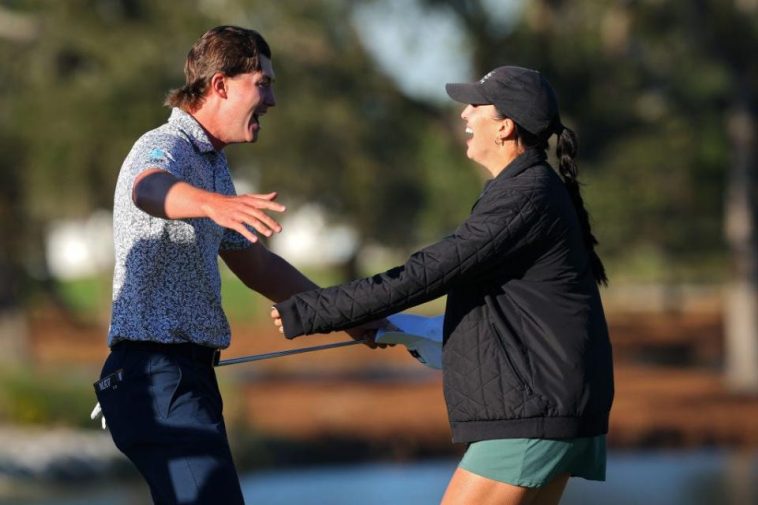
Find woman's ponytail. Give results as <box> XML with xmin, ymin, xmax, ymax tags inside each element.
<box><xmin>556</xmin><ymin>126</ymin><xmax>608</xmax><ymax>286</ymax></box>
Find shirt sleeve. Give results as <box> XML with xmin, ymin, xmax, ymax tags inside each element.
<box><xmin>128</xmin><ymin>131</ymin><xmax>188</xmax><ymax>180</ymax></box>
<box><xmin>275</xmin><ymin>187</ymin><xmax>542</xmax><ymax>339</ymax></box>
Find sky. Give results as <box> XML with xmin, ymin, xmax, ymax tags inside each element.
<box><xmin>351</xmin><ymin>0</ymin><xmax>523</xmax><ymax>103</ymax></box>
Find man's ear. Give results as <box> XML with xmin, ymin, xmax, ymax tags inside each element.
<box><xmin>209</xmin><ymin>72</ymin><xmax>228</xmax><ymax>99</ymax></box>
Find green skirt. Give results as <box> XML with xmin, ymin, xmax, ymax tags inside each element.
<box><xmin>458</xmin><ymin>435</ymin><xmax>606</xmax><ymax>488</ymax></box>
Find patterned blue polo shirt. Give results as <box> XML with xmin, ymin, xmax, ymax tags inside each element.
<box><xmin>108</xmin><ymin>108</ymin><xmax>252</xmax><ymax>349</ymax></box>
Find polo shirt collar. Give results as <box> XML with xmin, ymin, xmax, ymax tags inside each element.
<box><xmin>168</xmin><ymin>107</ymin><xmax>217</xmax><ymax>153</ymax></box>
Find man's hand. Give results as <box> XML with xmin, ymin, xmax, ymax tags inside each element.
<box><xmin>202</xmin><ymin>191</ymin><xmax>285</xmax><ymax>243</ymax></box>
<box><xmin>90</xmin><ymin>402</ymin><xmax>107</xmax><ymax>430</ymax></box>
<box><xmin>345</xmin><ymin>320</ymin><xmax>390</xmax><ymax>349</ymax></box>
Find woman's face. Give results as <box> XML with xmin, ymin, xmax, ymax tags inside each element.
<box><xmin>460</xmin><ymin>104</ymin><xmax>504</xmax><ymax>167</ymax></box>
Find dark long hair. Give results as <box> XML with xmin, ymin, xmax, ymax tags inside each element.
<box><xmin>498</xmin><ymin>111</ymin><xmax>608</xmax><ymax>286</ymax></box>
<box><xmin>553</xmin><ymin>126</ymin><xmax>608</xmax><ymax>286</ymax></box>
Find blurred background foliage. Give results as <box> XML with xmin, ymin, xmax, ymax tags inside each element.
<box><xmin>2</xmin><ymin>7</ymin><xmax>758</xmax><ymax>502</ymax></box>
<box><xmin>0</xmin><ymin>9</ymin><xmax>756</xmax><ymax>495</ymax></box>
<box><xmin>0</xmin><ymin>0</ymin><xmax>755</xmax><ymax>312</ymax></box>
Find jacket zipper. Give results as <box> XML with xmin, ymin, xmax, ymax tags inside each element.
<box><xmin>491</xmin><ymin>322</ymin><xmax>532</xmax><ymax>394</ymax></box>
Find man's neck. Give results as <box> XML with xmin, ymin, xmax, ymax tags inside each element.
<box><xmin>189</xmin><ymin>106</ymin><xmax>226</xmax><ymax>151</ymax></box>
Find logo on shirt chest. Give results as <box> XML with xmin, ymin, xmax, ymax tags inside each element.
<box><xmin>148</xmin><ymin>148</ymin><xmax>175</xmax><ymax>165</ymax></box>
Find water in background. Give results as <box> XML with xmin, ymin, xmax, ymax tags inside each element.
<box><xmin>241</xmin><ymin>451</ymin><xmax>757</xmax><ymax>505</ymax></box>
<box><xmin>6</xmin><ymin>450</ymin><xmax>757</xmax><ymax>505</ymax></box>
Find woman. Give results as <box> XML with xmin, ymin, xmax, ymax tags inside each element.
<box><xmin>272</xmin><ymin>66</ymin><xmax>614</xmax><ymax>505</ymax></box>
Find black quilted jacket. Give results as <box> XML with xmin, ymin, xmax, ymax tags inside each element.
<box><xmin>275</xmin><ymin>148</ymin><xmax>614</xmax><ymax>443</ymax></box>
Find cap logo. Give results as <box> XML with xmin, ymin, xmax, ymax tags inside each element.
<box><xmin>479</xmin><ymin>71</ymin><xmax>495</xmax><ymax>84</ymax></box>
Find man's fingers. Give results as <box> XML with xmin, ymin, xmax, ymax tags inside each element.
<box><xmin>225</xmin><ymin>213</ymin><xmax>276</xmax><ymax>241</ymax></box>
<box><xmin>206</xmin><ymin>193</ymin><xmax>285</xmax><ymax>239</ymax></box>
<box><xmin>364</xmin><ymin>338</ymin><xmax>378</xmax><ymax>349</ymax></box>
<box><xmin>237</xmin><ymin>209</ymin><xmax>283</xmax><ymax>235</ymax></box>
<box><xmin>256</xmin><ymin>192</ymin><xmax>278</xmax><ymax>201</ymax></box>
<box><xmin>240</xmin><ymin>194</ymin><xmax>286</xmax><ymax>213</ymax></box>
<box><xmin>347</xmin><ymin>330</ymin><xmax>378</xmax><ymax>348</ymax></box>
<box><xmin>241</xmin><ymin>217</ymin><xmax>273</xmax><ymax>238</ymax></box>
<box><xmin>232</xmin><ymin>223</ymin><xmax>259</xmax><ymax>244</ymax></box>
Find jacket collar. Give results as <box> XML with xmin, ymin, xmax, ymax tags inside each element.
<box><xmin>168</xmin><ymin>107</ymin><xmax>217</xmax><ymax>154</ymax></box>
<box><xmin>495</xmin><ymin>147</ymin><xmax>547</xmax><ymax>181</ymax></box>
<box><xmin>473</xmin><ymin>148</ymin><xmax>547</xmax><ymax>210</ymax></box>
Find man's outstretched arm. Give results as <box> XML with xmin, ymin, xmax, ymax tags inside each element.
<box><xmin>221</xmin><ymin>246</ymin><xmax>385</xmax><ymax>346</ymax></box>
<box><xmin>219</xmin><ymin>245</ymin><xmax>317</xmax><ymax>303</ymax></box>
<box><xmin>133</xmin><ymin>168</ymin><xmax>284</xmax><ymax>243</ymax></box>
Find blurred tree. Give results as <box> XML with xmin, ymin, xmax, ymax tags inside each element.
<box><xmin>684</xmin><ymin>0</ymin><xmax>758</xmax><ymax>391</ymax></box>
<box><xmin>421</xmin><ymin>0</ymin><xmax>728</xmax><ymax>280</ymax></box>
<box><xmin>241</xmin><ymin>0</ymin><xmax>479</xmax><ymax>276</ymax></box>
<box><xmin>0</xmin><ymin>0</ymin><xmax>478</xmax><ymax>318</ymax></box>
<box><xmin>585</xmin><ymin>0</ymin><xmax>757</xmax><ymax>390</ymax></box>
<box><xmin>0</xmin><ymin>4</ymin><xmax>39</xmax><ymax>360</ymax></box>
<box><xmin>419</xmin><ymin>0</ymin><xmax>757</xmax><ymax>389</ymax></box>
<box><xmin>0</xmin><ymin>0</ymin><xmax>754</xmax><ymax>385</ymax></box>
<box><xmin>0</xmin><ymin>1</ymin><xmax>213</xmax><ymax>354</ymax></box>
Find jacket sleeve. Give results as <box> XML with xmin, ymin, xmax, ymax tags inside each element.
<box><xmin>275</xmin><ymin>187</ymin><xmax>541</xmax><ymax>338</ymax></box>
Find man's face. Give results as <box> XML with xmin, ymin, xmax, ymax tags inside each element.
<box><xmin>221</xmin><ymin>55</ymin><xmax>276</xmax><ymax>144</ymax></box>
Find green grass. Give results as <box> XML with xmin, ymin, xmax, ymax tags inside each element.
<box><xmin>219</xmin><ymin>264</ymin><xmax>378</xmax><ymax>324</ymax></box>
<box><xmin>0</xmin><ymin>364</ymin><xmax>245</xmax><ymax>430</ymax></box>
<box><xmin>55</xmin><ymin>276</ymin><xmax>111</xmax><ymax>321</ymax></box>
<box><xmin>0</xmin><ymin>367</ymin><xmax>100</xmax><ymax>428</ymax></box>
<box><xmin>52</xmin><ymin>266</ymin><xmax>351</xmax><ymax>325</ymax></box>
<box><xmin>604</xmin><ymin>249</ymin><xmax>729</xmax><ymax>284</ymax></box>
<box><xmin>53</xmin><ymin>264</ymin><xmax>450</xmax><ymax>327</ymax></box>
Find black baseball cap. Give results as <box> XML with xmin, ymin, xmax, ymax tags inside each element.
<box><xmin>445</xmin><ymin>66</ymin><xmax>561</xmax><ymax>138</ymax></box>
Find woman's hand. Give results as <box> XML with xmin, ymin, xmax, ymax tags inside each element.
<box><xmin>345</xmin><ymin>320</ymin><xmax>387</xmax><ymax>349</ymax></box>
<box><xmin>271</xmin><ymin>307</ymin><xmax>285</xmax><ymax>334</ymax></box>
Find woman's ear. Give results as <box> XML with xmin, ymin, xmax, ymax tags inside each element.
<box><xmin>499</xmin><ymin>117</ymin><xmax>518</xmax><ymax>143</ymax></box>
<box><xmin>503</xmin><ymin>117</ymin><xmax>516</xmax><ymax>138</ymax></box>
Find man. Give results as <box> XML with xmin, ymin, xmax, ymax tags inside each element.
<box><xmin>93</xmin><ymin>26</ymin><xmax>348</xmax><ymax>504</ymax></box>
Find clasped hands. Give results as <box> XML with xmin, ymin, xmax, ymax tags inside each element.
<box><xmin>270</xmin><ymin>308</ymin><xmax>394</xmax><ymax>349</ymax></box>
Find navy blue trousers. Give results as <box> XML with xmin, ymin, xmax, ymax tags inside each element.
<box><xmin>95</xmin><ymin>342</ymin><xmax>245</xmax><ymax>505</ymax></box>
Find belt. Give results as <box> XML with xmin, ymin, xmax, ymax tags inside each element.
<box><xmin>113</xmin><ymin>340</ymin><xmax>221</xmax><ymax>367</ymax></box>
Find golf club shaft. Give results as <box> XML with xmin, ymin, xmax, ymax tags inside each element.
<box><xmin>215</xmin><ymin>339</ymin><xmax>366</xmax><ymax>367</ymax></box>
